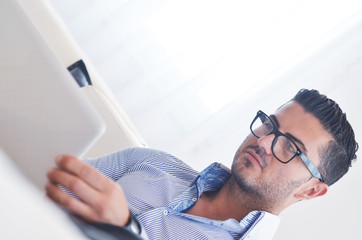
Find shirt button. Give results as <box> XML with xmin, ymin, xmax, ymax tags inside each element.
<box><xmin>192</xmin><ymin>198</ymin><xmax>197</xmax><ymax>202</ymax></box>
<box><xmin>163</xmin><ymin>210</ymin><xmax>169</xmax><ymax>216</ymax></box>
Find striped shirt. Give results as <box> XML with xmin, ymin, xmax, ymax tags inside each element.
<box><xmin>85</xmin><ymin>147</ymin><xmax>280</xmax><ymax>240</ymax></box>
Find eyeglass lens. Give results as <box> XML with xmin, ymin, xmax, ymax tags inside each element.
<box><xmin>251</xmin><ymin>114</ymin><xmax>298</xmax><ymax>163</ymax></box>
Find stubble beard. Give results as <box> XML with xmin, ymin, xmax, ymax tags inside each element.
<box><xmin>230</xmin><ymin>142</ymin><xmax>306</xmax><ymax>211</ymax></box>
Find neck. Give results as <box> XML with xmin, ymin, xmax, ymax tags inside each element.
<box><xmin>187</xmin><ymin>177</ymin><xmax>284</xmax><ymax>221</ymax></box>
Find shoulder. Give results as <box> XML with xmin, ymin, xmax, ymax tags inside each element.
<box><xmin>93</xmin><ymin>147</ymin><xmax>168</xmax><ymax>162</ymax></box>
<box><xmin>111</xmin><ymin>147</ymin><xmax>182</xmax><ymax>162</ymax></box>
<box><xmin>121</xmin><ymin>147</ymin><xmax>199</xmax><ymax>178</ymax></box>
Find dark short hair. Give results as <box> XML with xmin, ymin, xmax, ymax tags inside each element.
<box><xmin>292</xmin><ymin>89</ymin><xmax>358</xmax><ymax>186</ymax></box>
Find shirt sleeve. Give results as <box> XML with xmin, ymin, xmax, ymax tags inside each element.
<box><xmin>83</xmin><ymin>147</ymin><xmax>154</xmax><ymax>182</ymax></box>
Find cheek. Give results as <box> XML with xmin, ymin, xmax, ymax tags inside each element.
<box><xmin>269</xmin><ymin>161</ymin><xmax>288</xmax><ymax>177</ymax></box>
<box><xmin>269</xmin><ymin>160</ymin><xmax>307</xmax><ymax>181</ymax></box>
<box><xmin>233</xmin><ymin>134</ymin><xmax>256</xmax><ymax>160</ymax></box>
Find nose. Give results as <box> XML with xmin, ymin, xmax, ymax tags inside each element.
<box><xmin>257</xmin><ymin>133</ymin><xmax>275</xmax><ymax>155</ymax></box>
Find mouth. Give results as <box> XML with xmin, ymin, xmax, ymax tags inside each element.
<box><xmin>245</xmin><ymin>149</ymin><xmax>263</xmax><ymax>169</ymax></box>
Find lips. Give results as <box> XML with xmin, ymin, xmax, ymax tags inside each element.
<box><xmin>245</xmin><ymin>149</ymin><xmax>263</xmax><ymax>168</ymax></box>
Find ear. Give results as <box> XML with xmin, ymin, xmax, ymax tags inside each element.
<box><xmin>294</xmin><ymin>181</ymin><xmax>328</xmax><ymax>200</ymax></box>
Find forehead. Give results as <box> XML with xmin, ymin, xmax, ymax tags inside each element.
<box><xmin>273</xmin><ymin>101</ymin><xmax>332</xmax><ymax>162</ymax></box>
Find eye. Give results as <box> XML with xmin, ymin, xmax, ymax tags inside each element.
<box><xmin>262</xmin><ymin>119</ymin><xmax>274</xmax><ymax>131</ymax></box>
<box><xmin>284</xmin><ymin>139</ymin><xmax>296</xmax><ymax>154</ymax></box>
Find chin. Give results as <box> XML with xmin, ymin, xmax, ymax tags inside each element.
<box><xmin>231</xmin><ymin>159</ymin><xmax>257</xmax><ymax>192</ymax></box>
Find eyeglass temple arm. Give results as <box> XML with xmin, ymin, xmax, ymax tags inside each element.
<box><xmin>299</xmin><ymin>153</ymin><xmax>324</xmax><ymax>182</ymax></box>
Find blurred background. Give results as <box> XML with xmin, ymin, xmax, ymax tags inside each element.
<box><xmin>46</xmin><ymin>0</ymin><xmax>362</xmax><ymax>239</ymax></box>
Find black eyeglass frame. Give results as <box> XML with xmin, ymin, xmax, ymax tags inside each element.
<box><xmin>250</xmin><ymin>110</ymin><xmax>324</xmax><ymax>182</ymax></box>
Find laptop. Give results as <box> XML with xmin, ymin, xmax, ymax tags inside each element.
<box><xmin>0</xmin><ymin>0</ymin><xmax>105</xmax><ymax>190</ymax></box>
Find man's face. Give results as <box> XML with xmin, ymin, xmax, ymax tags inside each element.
<box><xmin>231</xmin><ymin>101</ymin><xmax>332</xmax><ymax>210</ymax></box>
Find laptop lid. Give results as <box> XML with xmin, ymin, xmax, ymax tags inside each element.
<box><xmin>0</xmin><ymin>0</ymin><xmax>105</xmax><ymax>190</ymax></box>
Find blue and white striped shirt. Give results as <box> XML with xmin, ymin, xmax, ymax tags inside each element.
<box><xmin>85</xmin><ymin>147</ymin><xmax>280</xmax><ymax>240</ymax></box>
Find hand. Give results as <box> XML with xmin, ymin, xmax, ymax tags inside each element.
<box><xmin>45</xmin><ymin>155</ymin><xmax>130</xmax><ymax>227</ymax></box>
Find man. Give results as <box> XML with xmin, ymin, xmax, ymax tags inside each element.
<box><xmin>46</xmin><ymin>89</ymin><xmax>358</xmax><ymax>240</ymax></box>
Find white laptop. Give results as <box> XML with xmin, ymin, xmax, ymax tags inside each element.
<box><xmin>0</xmin><ymin>0</ymin><xmax>105</xmax><ymax>190</ymax></box>
<box><xmin>0</xmin><ymin>148</ymin><xmax>89</xmax><ymax>240</ymax></box>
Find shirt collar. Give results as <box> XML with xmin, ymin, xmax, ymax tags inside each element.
<box><xmin>195</xmin><ymin>162</ymin><xmax>231</xmax><ymax>197</ymax></box>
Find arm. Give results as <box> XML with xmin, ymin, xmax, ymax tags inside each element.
<box><xmin>83</xmin><ymin>147</ymin><xmax>146</xmax><ymax>182</ymax></box>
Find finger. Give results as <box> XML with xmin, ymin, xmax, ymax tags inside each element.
<box><xmin>47</xmin><ymin>167</ymin><xmax>99</xmax><ymax>204</ymax></box>
<box><xmin>55</xmin><ymin>155</ymin><xmax>113</xmax><ymax>192</ymax></box>
<box><xmin>45</xmin><ymin>181</ymin><xmax>99</xmax><ymax>222</ymax></box>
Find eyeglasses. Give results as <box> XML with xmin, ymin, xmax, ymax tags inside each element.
<box><xmin>250</xmin><ymin>110</ymin><xmax>324</xmax><ymax>182</ymax></box>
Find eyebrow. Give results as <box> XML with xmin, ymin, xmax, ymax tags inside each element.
<box><xmin>270</xmin><ymin>114</ymin><xmax>308</xmax><ymax>154</ymax></box>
